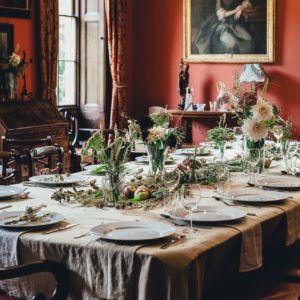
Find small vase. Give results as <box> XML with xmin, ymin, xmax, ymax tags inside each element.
<box><xmin>6</xmin><ymin>72</ymin><xmax>17</xmax><ymax>100</ymax></box>
<box><xmin>245</xmin><ymin>138</ymin><xmax>265</xmax><ymax>173</ymax></box>
<box><xmin>216</xmin><ymin>143</ymin><xmax>226</xmax><ymax>162</ymax></box>
<box><xmin>103</xmin><ymin>168</ymin><xmax>124</xmax><ymax>207</ymax></box>
<box><xmin>146</xmin><ymin>144</ymin><xmax>167</xmax><ymax>175</ymax></box>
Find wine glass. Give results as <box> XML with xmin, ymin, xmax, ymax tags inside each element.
<box><xmin>245</xmin><ymin>148</ymin><xmax>261</xmax><ymax>184</ymax></box>
<box><xmin>163</xmin><ymin>191</ymin><xmax>179</xmax><ymax>216</ymax></box>
<box><xmin>234</xmin><ymin>127</ymin><xmax>243</xmax><ymax>150</ymax></box>
<box><xmin>181</xmin><ymin>183</ymin><xmax>201</xmax><ymax>233</ymax></box>
<box><xmin>162</xmin><ymin>168</ymin><xmax>180</xmax><ymax>192</ymax></box>
<box><xmin>273</xmin><ymin>125</ymin><xmax>284</xmax><ymax>145</ymax></box>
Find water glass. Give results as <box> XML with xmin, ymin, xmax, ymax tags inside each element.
<box><xmin>280</xmin><ymin>140</ymin><xmax>299</xmax><ymax>172</ymax></box>
<box><xmin>209</xmin><ymin>101</ymin><xmax>217</xmax><ymax>111</ymax></box>
<box><xmin>215</xmin><ymin>163</ymin><xmax>230</xmax><ymax>196</ymax></box>
<box><xmin>244</xmin><ymin>148</ymin><xmax>261</xmax><ymax>184</ymax></box>
<box><xmin>163</xmin><ymin>191</ymin><xmax>179</xmax><ymax>216</ymax></box>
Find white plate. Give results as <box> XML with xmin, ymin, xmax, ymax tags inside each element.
<box><xmin>90</xmin><ymin>221</ymin><xmax>176</xmax><ymax>241</ymax></box>
<box><xmin>226</xmin><ymin>191</ymin><xmax>288</xmax><ymax>203</ymax></box>
<box><xmin>135</xmin><ymin>156</ymin><xmax>175</xmax><ymax>164</ymax></box>
<box><xmin>172</xmin><ymin>206</ymin><xmax>246</xmax><ymax>222</ymax></box>
<box><xmin>256</xmin><ymin>175</ymin><xmax>300</xmax><ymax>190</ymax></box>
<box><xmin>173</xmin><ymin>148</ymin><xmax>212</xmax><ymax>156</ymax></box>
<box><xmin>0</xmin><ymin>186</ymin><xmax>24</xmax><ymax>199</ymax></box>
<box><xmin>29</xmin><ymin>174</ymin><xmax>85</xmax><ymax>186</ymax></box>
<box><xmin>0</xmin><ymin>211</ymin><xmax>64</xmax><ymax>229</ymax></box>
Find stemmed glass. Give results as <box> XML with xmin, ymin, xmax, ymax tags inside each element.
<box><xmin>245</xmin><ymin>148</ymin><xmax>261</xmax><ymax>184</ymax></box>
<box><xmin>233</xmin><ymin>127</ymin><xmax>243</xmax><ymax>151</ymax></box>
<box><xmin>181</xmin><ymin>183</ymin><xmax>201</xmax><ymax>233</ymax></box>
<box><xmin>273</xmin><ymin>125</ymin><xmax>283</xmax><ymax>145</ymax></box>
<box><xmin>162</xmin><ymin>168</ymin><xmax>180</xmax><ymax>192</ymax></box>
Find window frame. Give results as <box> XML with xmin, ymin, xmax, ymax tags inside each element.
<box><xmin>57</xmin><ymin>0</ymin><xmax>80</xmax><ymax>108</ymax></box>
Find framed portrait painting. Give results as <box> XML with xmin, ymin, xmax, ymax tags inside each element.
<box><xmin>0</xmin><ymin>0</ymin><xmax>31</xmax><ymax>19</ymax></box>
<box><xmin>0</xmin><ymin>24</ymin><xmax>14</xmax><ymax>60</ymax></box>
<box><xmin>184</xmin><ymin>0</ymin><xmax>275</xmax><ymax>63</ymax></box>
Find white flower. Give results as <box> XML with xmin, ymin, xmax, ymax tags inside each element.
<box><xmin>242</xmin><ymin>118</ymin><xmax>269</xmax><ymax>142</ymax></box>
<box><xmin>147</xmin><ymin>126</ymin><xmax>166</xmax><ymax>142</ymax></box>
<box><xmin>8</xmin><ymin>52</ymin><xmax>21</xmax><ymax>67</ymax></box>
<box><xmin>252</xmin><ymin>97</ymin><xmax>273</xmax><ymax>121</ymax></box>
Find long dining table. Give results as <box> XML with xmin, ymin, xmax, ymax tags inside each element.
<box><xmin>0</xmin><ymin>148</ymin><xmax>300</xmax><ymax>300</ymax></box>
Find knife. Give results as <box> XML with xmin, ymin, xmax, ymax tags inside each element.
<box><xmin>0</xmin><ymin>205</ymin><xmax>12</xmax><ymax>210</ymax></box>
<box><xmin>160</xmin><ymin>235</ymin><xmax>185</xmax><ymax>249</ymax></box>
<box><xmin>42</xmin><ymin>223</ymin><xmax>78</xmax><ymax>235</ymax></box>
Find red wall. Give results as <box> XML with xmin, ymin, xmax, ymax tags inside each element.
<box><xmin>0</xmin><ymin>11</ymin><xmax>38</xmax><ymax>99</ymax></box>
<box><xmin>129</xmin><ymin>0</ymin><xmax>300</xmax><ymax>142</ymax></box>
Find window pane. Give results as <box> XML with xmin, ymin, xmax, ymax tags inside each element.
<box><xmin>59</xmin><ymin>0</ymin><xmax>73</xmax><ymax>16</ymax></box>
<box><xmin>59</xmin><ymin>17</ymin><xmax>77</xmax><ymax>61</ymax></box>
<box><xmin>58</xmin><ymin>61</ymin><xmax>76</xmax><ymax>106</ymax></box>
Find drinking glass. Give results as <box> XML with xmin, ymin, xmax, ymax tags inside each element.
<box><xmin>214</xmin><ymin>162</ymin><xmax>230</xmax><ymax>196</ymax></box>
<box><xmin>245</xmin><ymin>148</ymin><xmax>261</xmax><ymax>184</ymax></box>
<box><xmin>162</xmin><ymin>168</ymin><xmax>180</xmax><ymax>192</ymax></box>
<box><xmin>209</xmin><ymin>101</ymin><xmax>217</xmax><ymax>112</ymax></box>
<box><xmin>273</xmin><ymin>125</ymin><xmax>283</xmax><ymax>145</ymax></box>
<box><xmin>163</xmin><ymin>191</ymin><xmax>179</xmax><ymax>216</ymax></box>
<box><xmin>280</xmin><ymin>140</ymin><xmax>298</xmax><ymax>172</ymax></box>
<box><xmin>181</xmin><ymin>183</ymin><xmax>201</xmax><ymax>233</ymax></box>
<box><xmin>234</xmin><ymin>127</ymin><xmax>243</xmax><ymax>149</ymax></box>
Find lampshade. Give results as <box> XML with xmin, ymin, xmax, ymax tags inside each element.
<box><xmin>239</xmin><ymin>64</ymin><xmax>268</xmax><ymax>83</ymax></box>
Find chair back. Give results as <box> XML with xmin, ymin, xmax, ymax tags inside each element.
<box><xmin>0</xmin><ymin>150</ymin><xmax>21</xmax><ymax>184</ymax></box>
<box><xmin>30</xmin><ymin>145</ymin><xmax>64</xmax><ymax>176</ymax></box>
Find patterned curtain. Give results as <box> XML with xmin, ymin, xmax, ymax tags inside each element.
<box><xmin>105</xmin><ymin>0</ymin><xmax>127</xmax><ymax>129</ymax></box>
<box><xmin>37</xmin><ymin>0</ymin><xmax>59</xmax><ymax>105</ymax></box>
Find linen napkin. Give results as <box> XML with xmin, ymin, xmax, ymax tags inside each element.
<box><xmin>224</xmin><ymin>221</ymin><xmax>263</xmax><ymax>273</ymax></box>
<box><xmin>85</xmin><ymin>238</ymin><xmax>144</xmax><ymax>300</ymax></box>
<box><xmin>0</xmin><ymin>229</ymin><xmax>25</xmax><ymax>268</ymax></box>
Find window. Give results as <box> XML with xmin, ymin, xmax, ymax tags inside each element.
<box><xmin>58</xmin><ymin>0</ymin><xmax>106</xmax><ymax>129</ymax></box>
<box><xmin>58</xmin><ymin>0</ymin><xmax>79</xmax><ymax>106</ymax></box>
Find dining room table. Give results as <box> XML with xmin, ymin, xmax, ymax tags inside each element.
<box><xmin>0</xmin><ymin>145</ymin><xmax>300</xmax><ymax>300</ymax></box>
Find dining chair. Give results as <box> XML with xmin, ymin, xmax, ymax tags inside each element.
<box><xmin>0</xmin><ymin>260</ymin><xmax>69</xmax><ymax>300</ymax></box>
<box><xmin>0</xmin><ymin>150</ymin><xmax>21</xmax><ymax>184</ymax></box>
<box><xmin>2</xmin><ymin>136</ymin><xmax>53</xmax><ymax>181</ymax></box>
<box><xmin>29</xmin><ymin>145</ymin><xmax>64</xmax><ymax>176</ymax></box>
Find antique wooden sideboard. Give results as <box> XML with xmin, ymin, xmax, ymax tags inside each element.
<box><xmin>0</xmin><ymin>100</ymin><xmax>70</xmax><ymax>172</ymax></box>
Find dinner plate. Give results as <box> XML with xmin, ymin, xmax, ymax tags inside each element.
<box><xmin>226</xmin><ymin>191</ymin><xmax>288</xmax><ymax>203</ymax></box>
<box><xmin>29</xmin><ymin>174</ymin><xmax>85</xmax><ymax>186</ymax></box>
<box><xmin>90</xmin><ymin>221</ymin><xmax>176</xmax><ymax>241</ymax></box>
<box><xmin>135</xmin><ymin>156</ymin><xmax>175</xmax><ymax>164</ymax></box>
<box><xmin>256</xmin><ymin>175</ymin><xmax>300</xmax><ymax>190</ymax></box>
<box><xmin>0</xmin><ymin>211</ymin><xmax>64</xmax><ymax>229</ymax></box>
<box><xmin>172</xmin><ymin>206</ymin><xmax>246</xmax><ymax>222</ymax></box>
<box><xmin>173</xmin><ymin>148</ymin><xmax>212</xmax><ymax>156</ymax></box>
<box><xmin>0</xmin><ymin>186</ymin><xmax>24</xmax><ymax>199</ymax></box>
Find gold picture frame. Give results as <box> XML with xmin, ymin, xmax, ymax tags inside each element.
<box><xmin>184</xmin><ymin>0</ymin><xmax>275</xmax><ymax>63</ymax></box>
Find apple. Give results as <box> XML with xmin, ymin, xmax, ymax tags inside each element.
<box><xmin>123</xmin><ymin>185</ymin><xmax>136</xmax><ymax>199</ymax></box>
<box><xmin>264</xmin><ymin>158</ymin><xmax>272</xmax><ymax>169</ymax></box>
<box><xmin>134</xmin><ymin>186</ymin><xmax>150</xmax><ymax>201</ymax></box>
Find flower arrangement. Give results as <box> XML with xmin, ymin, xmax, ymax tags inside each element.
<box><xmin>128</xmin><ymin>111</ymin><xmax>183</xmax><ymax>174</ymax></box>
<box><xmin>0</xmin><ymin>44</ymin><xmax>26</xmax><ymax>100</ymax></box>
<box><xmin>82</xmin><ymin>127</ymin><xmax>133</xmax><ymax>206</ymax></box>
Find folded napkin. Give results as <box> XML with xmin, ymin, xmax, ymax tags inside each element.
<box><xmin>86</xmin><ymin>239</ymin><xmax>144</xmax><ymax>300</ymax></box>
<box><xmin>225</xmin><ymin>221</ymin><xmax>262</xmax><ymax>273</ymax></box>
<box><xmin>0</xmin><ymin>229</ymin><xmax>25</xmax><ymax>268</ymax></box>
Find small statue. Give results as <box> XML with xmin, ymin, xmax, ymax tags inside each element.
<box><xmin>178</xmin><ymin>58</ymin><xmax>189</xmax><ymax>110</ymax></box>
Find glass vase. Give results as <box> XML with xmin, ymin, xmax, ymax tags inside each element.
<box><xmin>245</xmin><ymin>138</ymin><xmax>265</xmax><ymax>174</ymax></box>
<box><xmin>103</xmin><ymin>168</ymin><xmax>124</xmax><ymax>207</ymax></box>
<box><xmin>216</xmin><ymin>143</ymin><xmax>226</xmax><ymax>162</ymax></box>
<box><xmin>146</xmin><ymin>144</ymin><xmax>167</xmax><ymax>175</ymax></box>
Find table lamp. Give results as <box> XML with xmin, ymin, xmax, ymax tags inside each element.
<box><xmin>239</xmin><ymin>64</ymin><xmax>268</xmax><ymax>94</ymax></box>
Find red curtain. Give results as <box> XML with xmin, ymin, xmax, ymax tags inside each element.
<box><xmin>105</xmin><ymin>0</ymin><xmax>127</xmax><ymax>129</ymax></box>
<box><xmin>37</xmin><ymin>0</ymin><xmax>59</xmax><ymax>105</ymax></box>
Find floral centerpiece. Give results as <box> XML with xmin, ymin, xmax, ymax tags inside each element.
<box><xmin>0</xmin><ymin>44</ymin><xmax>26</xmax><ymax>100</ymax></box>
<box><xmin>128</xmin><ymin>111</ymin><xmax>183</xmax><ymax>175</ymax></box>
<box><xmin>208</xmin><ymin>114</ymin><xmax>235</xmax><ymax>161</ymax></box>
<box><xmin>82</xmin><ymin>127</ymin><xmax>133</xmax><ymax>206</ymax></box>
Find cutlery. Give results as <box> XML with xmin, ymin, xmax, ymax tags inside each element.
<box><xmin>0</xmin><ymin>205</ymin><xmax>12</xmax><ymax>210</ymax></box>
<box><xmin>160</xmin><ymin>235</ymin><xmax>185</xmax><ymax>249</ymax></box>
<box><xmin>42</xmin><ymin>223</ymin><xmax>78</xmax><ymax>235</ymax></box>
<box><xmin>213</xmin><ymin>196</ymin><xmax>252</xmax><ymax>208</ymax></box>
<box><xmin>73</xmin><ymin>231</ymin><xmax>91</xmax><ymax>239</ymax></box>
<box><xmin>247</xmin><ymin>213</ymin><xmax>256</xmax><ymax>216</ymax></box>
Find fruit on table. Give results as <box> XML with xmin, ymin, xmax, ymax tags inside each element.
<box><xmin>264</xmin><ymin>158</ymin><xmax>272</xmax><ymax>169</ymax></box>
<box><xmin>134</xmin><ymin>186</ymin><xmax>151</xmax><ymax>201</ymax></box>
<box><xmin>123</xmin><ymin>185</ymin><xmax>136</xmax><ymax>199</ymax></box>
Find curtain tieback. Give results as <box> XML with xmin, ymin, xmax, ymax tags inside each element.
<box><xmin>113</xmin><ymin>83</ymin><xmax>126</xmax><ymax>89</ymax></box>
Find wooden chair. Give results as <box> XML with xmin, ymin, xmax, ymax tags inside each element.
<box><xmin>2</xmin><ymin>136</ymin><xmax>53</xmax><ymax>181</ymax></box>
<box><xmin>0</xmin><ymin>151</ymin><xmax>21</xmax><ymax>184</ymax></box>
<box><xmin>30</xmin><ymin>145</ymin><xmax>64</xmax><ymax>176</ymax></box>
<box><xmin>0</xmin><ymin>260</ymin><xmax>69</xmax><ymax>300</ymax></box>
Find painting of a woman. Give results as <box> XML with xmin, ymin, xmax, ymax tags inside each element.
<box><xmin>184</xmin><ymin>0</ymin><xmax>274</xmax><ymax>62</ymax></box>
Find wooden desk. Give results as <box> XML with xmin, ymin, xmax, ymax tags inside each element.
<box><xmin>167</xmin><ymin>110</ymin><xmax>236</xmax><ymax>143</ymax></box>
